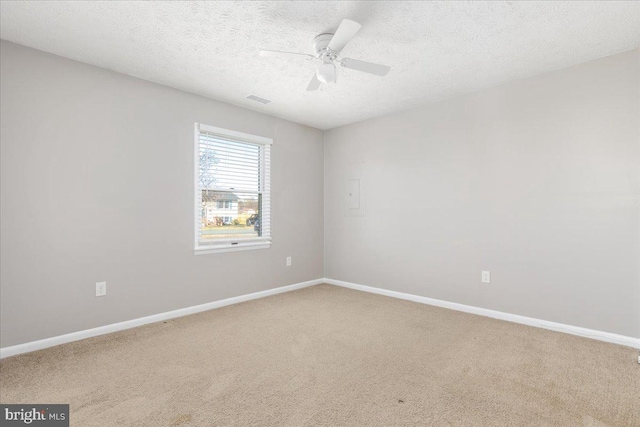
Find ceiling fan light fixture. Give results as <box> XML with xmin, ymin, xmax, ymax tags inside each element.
<box><xmin>259</xmin><ymin>19</ymin><xmax>389</xmax><ymax>91</ymax></box>
<box><xmin>316</xmin><ymin>62</ymin><xmax>336</xmax><ymax>84</ymax></box>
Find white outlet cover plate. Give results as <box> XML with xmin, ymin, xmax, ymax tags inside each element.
<box><xmin>96</xmin><ymin>281</ymin><xmax>106</xmax><ymax>297</ymax></box>
<box><xmin>481</xmin><ymin>271</ymin><xmax>491</xmax><ymax>284</ymax></box>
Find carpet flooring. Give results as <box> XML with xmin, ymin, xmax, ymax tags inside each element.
<box><xmin>1</xmin><ymin>284</ymin><xmax>639</xmax><ymax>426</ymax></box>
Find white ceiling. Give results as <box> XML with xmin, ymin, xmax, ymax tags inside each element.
<box><xmin>1</xmin><ymin>1</ymin><xmax>639</xmax><ymax>130</ymax></box>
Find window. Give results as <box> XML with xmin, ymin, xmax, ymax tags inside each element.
<box><xmin>216</xmin><ymin>200</ymin><xmax>231</xmax><ymax>209</ymax></box>
<box><xmin>195</xmin><ymin>123</ymin><xmax>272</xmax><ymax>254</ymax></box>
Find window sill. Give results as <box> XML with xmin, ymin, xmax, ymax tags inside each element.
<box><xmin>194</xmin><ymin>242</ymin><xmax>271</xmax><ymax>255</ymax></box>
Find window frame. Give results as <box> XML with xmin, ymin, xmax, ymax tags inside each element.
<box><xmin>194</xmin><ymin>123</ymin><xmax>272</xmax><ymax>255</ymax></box>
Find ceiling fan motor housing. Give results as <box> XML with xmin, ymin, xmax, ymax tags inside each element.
<box><xmin>313</xmin><ymin>33</ymin><xmax>336</xmax><ymax>59</ymax></box>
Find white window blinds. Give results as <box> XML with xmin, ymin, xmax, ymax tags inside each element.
<box><xmin>195</xmin><ymin>123</ymin><xmax>272</xmax><ymax>254</ymax></box>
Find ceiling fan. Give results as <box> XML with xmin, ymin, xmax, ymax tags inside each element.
<box><xmin>259</xmin><ymin>19</ymin><xmax>390</xmax><ymax>91</ymax></box>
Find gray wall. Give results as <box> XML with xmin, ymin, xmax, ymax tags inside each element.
<box><xmin>0</xmin><ymin>41</ymin><xmax>324</xmax><ymax>347</ymax></box>
<box><xmin>324</xmin><ymin>49</ymin><xmax>640</xmax><ymax>338</ymax></box>
<box><xmin>2</xmin><ymin>41</ymin><xmax>638</xmax><ymax>348</ymax></box>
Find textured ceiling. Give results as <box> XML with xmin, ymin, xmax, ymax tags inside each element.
<box><xmin>1</xmin><ymin>1</ymin><xmax>639</xmax><ymax>130</ymax></box>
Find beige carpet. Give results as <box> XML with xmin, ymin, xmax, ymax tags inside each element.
<box><xmin>1</xmin><ymin>284</ymin><xmax>638</xmax><ymax>426</ymax></box>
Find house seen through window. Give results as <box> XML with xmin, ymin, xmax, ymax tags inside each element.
<box><xmin>195</xmin><ymin>123</ymin><xmax>272</xmax><ymax>253</ymax></box>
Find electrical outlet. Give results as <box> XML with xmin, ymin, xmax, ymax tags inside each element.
<box><xmin>286</xmin><ymin>256</ymin><xmax>292</xmax><ymax>267</ymax></box>
<box><xmin>96</xmin><ymin>281</ymin><xmax>107</xmax><ymax>297</ymax></box>
<box><xmin>481</xmin><ymin>271</ymin><xmax>491</xmax><ymax>284</ymax></box>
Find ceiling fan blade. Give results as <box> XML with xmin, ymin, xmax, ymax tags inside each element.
<box><xmin>306</xmin><ymin>73</ymin><xmax>321</xmax><ymax>91</ymax></box>
<box><xmin>259</xmin><ymin>50</ymin><xmax>315</xmax><ymax>59</ymax></box>
<box><xmin>328</xmin><ymin>19</ymin><xmax>361</xmax><ymax>54</ymax></box>
<box><xmin>341</xmin><ymin>58</ymin><xmax>390</xmax><ymax>76</ymax></box>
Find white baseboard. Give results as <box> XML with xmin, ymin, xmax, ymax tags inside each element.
<box><xmin>3</xmin><ymin>277</ymin><xmax>638</xmax><ymax>359</ymax></box>
<box><xmin>0</xmin><ymin>278</ymin><xmax>324</xmax><ymax>359</ymax></box>
<box><xmin>325</xmin><ymin>278</ymin><xmax>640</xmax><ymax>350</ymax></box>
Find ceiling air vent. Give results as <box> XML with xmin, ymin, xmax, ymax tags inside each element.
<box><xmin>246</xmin><ymin>94</ymin><xmax>272</xmax><ymax>105</ymax></box>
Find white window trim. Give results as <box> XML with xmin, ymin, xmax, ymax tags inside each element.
<box><xmin>198</xmin><ymin>123</ymin><xmax>273</xmax><ymax>145</ymax></box>
<box><xmin>194</xmin><ymin>241</ymin><xmax>271</xmax><ymax>255</ymax></box>
<box><xmin>194</xmin><ymin>123</ymin><xmax>272</xmax><ymax>255</ymax></box>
